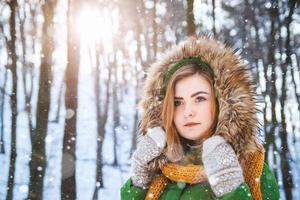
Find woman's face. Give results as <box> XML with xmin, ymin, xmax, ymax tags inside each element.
<box><xmin>173</xmin><ymin>73</ymin><xmax>215</xmax><ymax>143</ymax></box>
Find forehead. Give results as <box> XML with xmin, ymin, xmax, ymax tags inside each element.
<box><xmin>174</xmin><ymin>74</ymin><xmax>211</xmax><ymax>96</ymax></box>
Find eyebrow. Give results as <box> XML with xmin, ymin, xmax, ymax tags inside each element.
<box><xmin>174</xmin><ymin>91</ymin><xmax>209</xmax><ymax>99</ymax></box>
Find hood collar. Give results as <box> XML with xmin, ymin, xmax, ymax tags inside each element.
<box><xmin>138</xmin><ymin>35</ymin><xmax>264</xmax><ymax>164</ymax></box>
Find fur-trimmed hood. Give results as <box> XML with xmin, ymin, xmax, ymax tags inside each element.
<box><xmin>138</xmin><ymin>35</ymin><xmax>264</xmax><ymax>166</ymax></box>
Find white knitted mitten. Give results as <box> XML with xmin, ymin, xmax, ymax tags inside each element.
<box><xmin>131</xmin><ymin>127</ymin><xmax>166</xmax><ymax>188</ymax></box>
<box><xmin>202</xmin><ymin>136</ymin><xmax>244</xmax><ymax>197</ymax></box>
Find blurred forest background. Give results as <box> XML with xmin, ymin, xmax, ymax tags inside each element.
<box><xmin>0</xmin><ymin>0</ymin><xmax>299</xmax><ymax>199</ymax></box>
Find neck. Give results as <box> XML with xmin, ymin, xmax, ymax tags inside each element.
<box><xmin>181</xmin><ymin>136</ymin><xmax>208</xmax><ymax>147</ymax></box>
<box><xmin>175</xmin><ymin>138</ymin><xmax>204</xmax><ymax>165</ymax></box>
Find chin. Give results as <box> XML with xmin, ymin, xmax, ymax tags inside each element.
<box><xmin>181</xmin><ymin>132</ymin><xmax>208</xmax><ymax>141</ymax></box>
<box><xmin>182</xmin><ymin>134</ymin><xmax>202</xmax><ymax>141</ymax></box>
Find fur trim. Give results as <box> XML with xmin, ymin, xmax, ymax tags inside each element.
<box><xmin>138</xmin><ymin>35</ymin><xmax>264</xmax><ymax>171</ymax></box>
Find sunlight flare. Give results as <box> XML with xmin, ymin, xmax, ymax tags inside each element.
<box><xmin>76</xmin><ymin>6</ymin><xmax>117</xmax><ymax>51</ymax></box>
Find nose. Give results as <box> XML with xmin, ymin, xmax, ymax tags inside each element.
<box><xmin>183</xmin><ymin>104</ymin><xmax>195</xmax><ymax>118</ymax></box>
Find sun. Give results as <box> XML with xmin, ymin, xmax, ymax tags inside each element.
<box><xmin>75</xmin><ymin>6</ymin><xmax>118</xmax><ymax>74</ymax></box>
<box><xmin>76</xmin><ymin>6</ymin><xmax>116</xmax><ymax>52</ymax></box>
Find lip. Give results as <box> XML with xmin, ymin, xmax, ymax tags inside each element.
<box><xmin>184</xmin><ymin>122</ymin><xmax>200</xmax><ymax>127</ymax></box>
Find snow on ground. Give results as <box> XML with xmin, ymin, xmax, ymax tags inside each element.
<box><xmin>0</xmin><ymin>55</ymin><xmax>135</xmax><ymax>199</ymax></box>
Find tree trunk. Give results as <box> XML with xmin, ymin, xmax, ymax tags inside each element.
<box><xmin>152</xmin><ymin>0</ymin><xmax>157</xmax><ymax>58</ymax></box>
<box><xmin>0</xmin><ymin>17</ymin><xmax>11</xmax><ymax>155</ymax></box>
<box><xmin>112</xmin><ymin>61</ymin><xmax>120</xmax><ymax>167</ymax></box>
<box><xmin>29</xmin><ymin>3</ymin><xmax>38</xmax><ymax>55</ymax></box>
<box><xmin>212</xmin><ymin>0</ymin><xmax>216</xmax><ymax>35</ymax></box>
<box><xmin>0</xmin><ymin>69</ymin><xmax>8</xmax><ymax>154</ymax></box>
<box><xmin>61</xmin><ymin>0</ymin><xmax>80</xmax><ymax>199</ymax></box>
<box><xmin>6</xmin><ymin>0</ymin><xmax>18</xmax><ymax>199</ymax></box>
<box><xmin>131</xmin><ymin>10</ymin><xmax>144</xmax><ymax>154</ymax></box>
<box><xmin>279</xmin><ymin>1</ymin><xmax>297</xmax><ymax>199</ymax></box>
<box><xmin>93</xmin><ymin>47</ymin><xmax>112</xmax><ymax>198</ymax></box>
<box><xmin>28</xmin><ymin>0</ymin><xmax>56</xmax><ymax>199</ymax></box>
<box><xmin>18</xmin><ymin>3</ymin><xmax>36</xmax><ymax>141</ymax></box>
<box><xmin>290</xmin><ymin>60</ymin><xmax>300</xmax><ymax>117</ymax></box>
<box><xmin>279</xmin><ymin>51</ymin><xmax>292</xmax><ymax>200</ymax></box>
<box><xmin>264</xmin><ymin>1</ymin><xmax>278</xmax><ymax>168</ymax></box>
<box><xmin>249</xmin><ymin>0</ymin><xmax>261</xmax><ymax>84</ymax></box>
<box><xmin>131</xmin><ymin>96</ymin><xmax>139</xmax><ymax>156</ymax></box>
<box><xmin>51</xmin><ymin>80</ymin><xmax>64</xmax><ymax>123</ymax></box>
<box><xmin>186</xmin><ymin>0</ymin><xmax>196</xmax><ymax>36</ymax></box>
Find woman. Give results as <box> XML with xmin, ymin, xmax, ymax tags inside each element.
<box><xmin>121</xmin><ymin>35</ymin><xmax>279</xmax><ymax>200</ymax></box>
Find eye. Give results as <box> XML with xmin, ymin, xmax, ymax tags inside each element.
<box><xmin>174</xmin><ymin>100</ymin><xmax>182</xmax><ymax>107</ymax></box>
<box><xmin>196</xmin><ymin>96</ymin><xmax>206</xmax><ymax>102</ymax></box>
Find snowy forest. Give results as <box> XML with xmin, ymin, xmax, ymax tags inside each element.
<box><xmin>0</xmin><ymin>0</ymin><xmax>299</xmax><ymax>199</ymax></box>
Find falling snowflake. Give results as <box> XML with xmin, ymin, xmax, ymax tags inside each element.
<box><xmin>65</xmin><ymin>109</ymin><xmax>75</xmax><ymax>119</ymax></box>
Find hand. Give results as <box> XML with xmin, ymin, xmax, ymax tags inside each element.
<box><xmin>131</xmin><ymin>127</ymin><xmax>166</xmax><ymax>188</ymax></box>
<box><xmin>202</xmin><ymin>136</ymin><xmax>244</xmax><ymax>197</ymax></box>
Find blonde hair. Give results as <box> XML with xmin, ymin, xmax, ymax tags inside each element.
<box><xmin>161</xmin><ymin>64</ymin><xmax>219</xmax><ymax>162</ymax></box>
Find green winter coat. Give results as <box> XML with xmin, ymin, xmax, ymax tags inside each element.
<box><xmin>120</xmin><ymin>163</ymin><xmax>279</xmax><ymax>200</ymax></box>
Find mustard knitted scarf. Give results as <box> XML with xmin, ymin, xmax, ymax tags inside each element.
<box><xmin>144</xmin><ymin>150</ymin><xmax>264</xmax><ymax>200</ymax></box>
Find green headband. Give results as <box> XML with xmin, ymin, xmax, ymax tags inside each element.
<box><xmin>163</xmin><ymin>57</ymin><xmax>215</xmax><ymax>86</ymax></box>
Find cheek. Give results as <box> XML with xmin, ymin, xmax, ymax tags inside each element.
<box><xmin>173</xmin><ymin>109</ymin><xmax>182</xmax><ymax>126</ymax></box>
<box><xmin>201</xmin><ymin>102</ymin><xmax>214</xmax><ymax>120</ymax></box>
<box><xmin>208</xmin><ymin>102</ymin><xmax>216</xmax><ymax>121</ymax></box>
